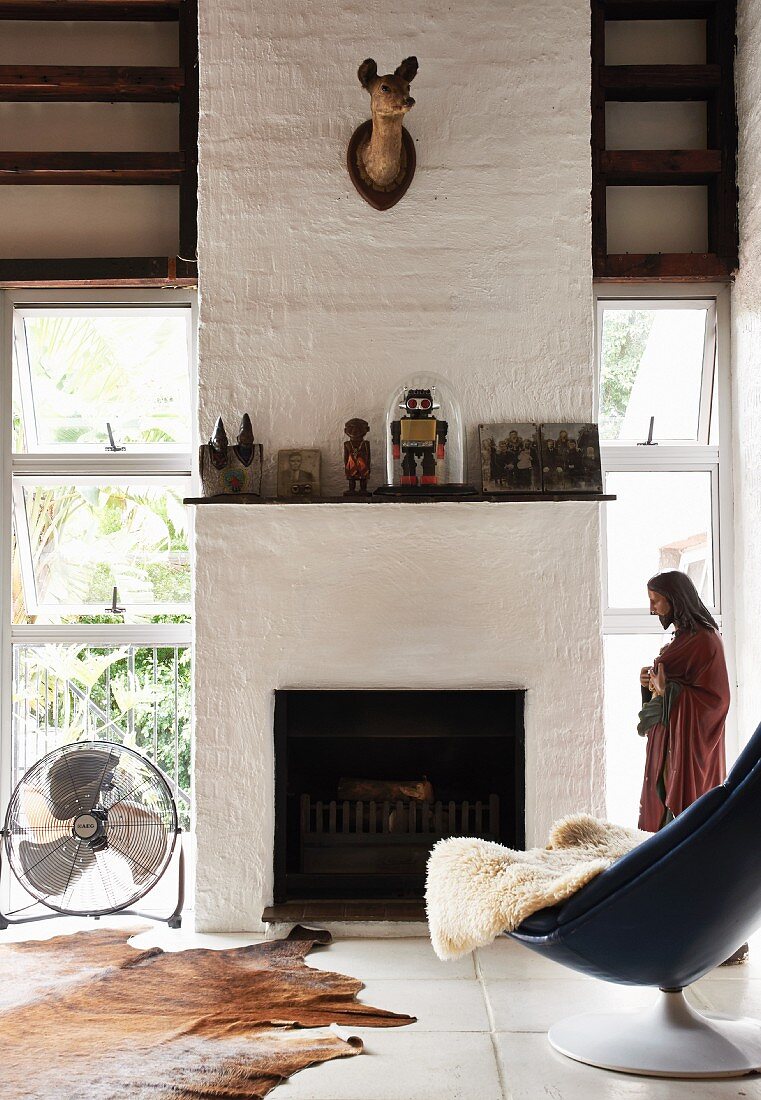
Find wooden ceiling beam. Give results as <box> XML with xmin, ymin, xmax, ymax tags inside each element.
<box><xmin>0</xmin><ymin>65</ymin><xmax>183</xmax><ymax>101</ymax></box>
<box><xmin>0</xmin><ymin>151</ymin><xmax>182</xmax><ymax>183</ymax></box>
<box><xmin>0</xmin><ymin>256</ymin><xmax>197</xmax><ymax>286</ymax></box>
<box><xmin>601</xmin><ymin>64</ymin><xmax>721</xmax><ymax>100</ymax></box>
<box><xmin>600</xmin><ymin>0</ymin><xmax>716</xmax><ymax>19</ymax></box>
<box><xmin>0</xmin><ymin>0</ymin><xmax>179</xmax><ymax>18</ymax></box>
<box><xmin>596</xmin><ymin>253</ymin><xmax>733</xmax><ymax>280</ymax></box>
<box><xmin>601</xmin><ymin>148</ymin><xmax>722</xmax><ymax>183</ymax></box>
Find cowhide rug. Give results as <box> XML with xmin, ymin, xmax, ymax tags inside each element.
<box><xmin>0</xmin><ymin>924</ymin><xmax>414</xmax><ymax>1099</ymax></box>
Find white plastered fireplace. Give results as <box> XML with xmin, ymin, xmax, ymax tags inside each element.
<box><xmin>194</xmin><ymin>0</ymin><xmax>602</xmax><ymax>930</ymax></box>
<box><xmin>193</xmin><ymin>503</ymin><xmax>604</xmax><ymax>931</ymax></box>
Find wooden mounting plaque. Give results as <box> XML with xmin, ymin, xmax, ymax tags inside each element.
<box><xmin>347</xmin><ymin>119</ymin><xmax>416</xmax><ymax>211</ymax></box>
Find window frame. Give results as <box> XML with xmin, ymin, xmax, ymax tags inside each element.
<box><xmin>596</xmin><ymin>282</ymin><xmax>737</xmax><ymax>759</ymax></box>
<box><xmin>13</xmin><ymin>303</ymin><xmax>195</xmax><ymax>457</ymax></box>
<box><xmin>595</xmin><ymin>296</ymin><xmax>718</xmax><ymax>447</ymax></box>
<box><xmin>1</xmin><ymin>287</ymin><xmax>197</xmax><ymax>820</ymax></box>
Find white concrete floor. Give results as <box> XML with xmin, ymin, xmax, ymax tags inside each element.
<box><xmin>2</xmin><ymin>917</ymin><xmax>761</xmax><ymax>1099</ymax></box>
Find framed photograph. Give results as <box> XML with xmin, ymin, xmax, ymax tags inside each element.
<box><xmin>277</xmin><ymin>449</ymin><xmax>321</xmax><ymax>499</ymax></box>
<box><xmin>539</xmin><ymin>424</ymin><xmax>602</xmax><ymax>493</ymax></box>
<box><xmin>479</xmin><ymin>424</ymin><xmax>541</xmax><ymax>493</ymax></box>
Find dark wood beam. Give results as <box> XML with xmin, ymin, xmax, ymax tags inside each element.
<box><xmin>600</xmin><ymin>1</ymin><xmax>716</xmax><ymax>19</ymax></box>
<box><xmin>591</xmin><ymin>0</ymin><xmax>608</xmax><ymax>270</ymax></box>
<box><xmin>706</xmin><ymin>0</ymin><xmax>738</xmax><ymax>265</ymax></box>
<box><xmin>0</xmin><ymin>0</ymin><xmax>179</xmax><ymax>17</ymax></box>
<box><xmin>178</xmin><ymin>0</ymin><xmax>198</xmax><ymax>264</ymax></box>
<box><xmin>0</xmin><ymin>65</ymin><xmax>183</xmax><ymax>101</ymax></box>
<box><xmin>594</xmin><ymin>252</ymin><xmax>734</xmax><ymax>280</ymax></box>
<box><xmin>601</xmin><ymin>149</ymin><xmax>722</xmax><ymax>183</ymax></box>
<box><xmin>0</xmin><ymin>151</ymin><xmax>182</xmax><ymax>183</ymax></box>
<box><xmin>601</xmin><ymin>64</ymin><xmax>721</xmax><ymax>100</ymax></box>
<box><xmin>0</xmin><ymin>256</ymin><xmax>197</xmax><ymax>286</ymax></box>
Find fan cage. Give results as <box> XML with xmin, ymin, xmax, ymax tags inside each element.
<box><xmin>3</xmin><ymin>740</ymin><xmax>179</xmax><ymax>917</ymax></box>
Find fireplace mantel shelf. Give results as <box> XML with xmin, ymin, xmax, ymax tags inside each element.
<box><xmin>185</xmin><ymin>492</ymin><xmax>616</xmax><ymax>504</ymax></box>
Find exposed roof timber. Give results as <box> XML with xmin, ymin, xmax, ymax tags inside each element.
<box><xmin>601</xmin><ymin>149</ymin><xmax>722</xmax><ymax>183</ymax></box>
<box><xmin>0</xmin><ymin>65</ymin><xmax>183</xmax><ymax>102</ymax></box>
<box><xmin>0</xmin><ymin>257</ymin><xmax>197</xmax><ymax>286</ymax></box>
<box><xmin>601</xmin><ymin>64</ymin><xmax>721</xmax><ymax>101</ymax></box>
<box><xmin>0</xmin><ymin>0</ymin><xmax>179</xmax><ymax>19</ymax></box>
<box><xmin>601</xmin><ymin>0</ymin><xmax>716</xmax><ymax>19</ymax></box>
<box><xmin>0</xmin><ymin>151</ymin><xmax>183</xmax><ymax>183</ymax></box>
<box><xmin>596</xmin><ymin>253</ymin><xmax>734</xmax><ymax>280</ymax></box>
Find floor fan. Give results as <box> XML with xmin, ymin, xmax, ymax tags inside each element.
<box><xmin>0</xmin><ymin>740</ymin><xmax>184</xmax><ymax>929</ymax></box>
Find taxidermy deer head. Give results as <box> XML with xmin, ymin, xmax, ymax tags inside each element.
<box><xmin>347</xmin><ymin>56</ymin><xmax>418</xmax><ymax>210</ymax></box>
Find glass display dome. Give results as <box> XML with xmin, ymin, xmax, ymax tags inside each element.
<box><xmin>376</xmin><ymin>373</ymin><xmax>475</xmax><ymax>495</ymax></box>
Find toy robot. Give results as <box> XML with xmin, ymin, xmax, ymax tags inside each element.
<box><xmin>391</xmin><ymin>387</ymin><xmax>448</xmax><ymax>486</ymax></box>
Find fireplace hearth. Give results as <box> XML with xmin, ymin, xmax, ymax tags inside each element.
<box><xmin>272</xmin><ymin>689</ymin><xmax>525</xmax><ymax>911</ymax></box>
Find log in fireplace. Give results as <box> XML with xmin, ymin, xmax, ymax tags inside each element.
<box><xmin>273</xmin><ymin>689</ymin><xmax>525</xmax><ymax>907</ymax></box>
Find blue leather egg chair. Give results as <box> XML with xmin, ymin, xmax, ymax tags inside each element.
<box><xmin>508</xmin><ymin>720</ymin><xmax>761</xmax><ymax>1078</ymax></box>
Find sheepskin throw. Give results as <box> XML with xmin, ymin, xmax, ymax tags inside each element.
<box><xmin>426</xmin><ymin>813</ymin><xmax>650</xmax><ymax>959</ymax></box>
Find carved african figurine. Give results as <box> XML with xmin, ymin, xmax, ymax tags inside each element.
<box><xmin>199</xmin><ymin>413</ymin><xmax>263</xmax><ymax>497</ymax></box>
<box><xmin>343</xmin><ymin>418</ymin><xmax>371</xmax><ymax>496</ymax></box>
<box><xmin>347</xmin><ymin>56</ymin><xmax>418</xmax><ymax>210</ymax></box>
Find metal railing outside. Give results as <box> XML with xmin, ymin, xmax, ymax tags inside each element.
<box><xmin>11</xmin><ymin>643</ymin><xmax>191</xmax><ymax>829</ymax></box>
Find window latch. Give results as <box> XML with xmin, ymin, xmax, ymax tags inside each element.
<box><xmin>105</xmin><ymin>422</ymin><xmax>126</xmax><ymax>452</ymax></box>
<box><xmin>637</xmin><ymin>415</ymin><xmax>658</xmax><ymax>446</ymax></box>
<box><xmin>105</xmin><ymin>586</ymin><xmax>125</xmax><ymax>615</ymax></box>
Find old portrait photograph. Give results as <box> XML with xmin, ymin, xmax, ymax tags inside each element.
<box><xmin>479</xmin><ymin>424</ymin><xmax>541</xmax><ymax>493</ymax></box>
<box><xmin>539</xmin><ymin>424</ymin><xmax>602</xmax><ymax>492</ymax></box>
<box><xmin>276</xmin><ymin>449</ymin><xmax>321</xmax><ymax>499</ymax></box>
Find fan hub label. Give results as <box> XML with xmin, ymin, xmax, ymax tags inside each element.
<box><xmin>73</xmin><ymin>814</ymin><xmax>99</xmax><ymax>839</ymax></box>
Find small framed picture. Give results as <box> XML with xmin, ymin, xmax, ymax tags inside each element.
<box><xmin>539</xmin><ymin>424</ymin><xmax>602</xmax><ymax>493</ymax></box>
<box><xmin>479</xmin><ymin>424</ymin><xmax>541</xmax><ymax>493</ymax></box>
<box><xmin>277</xmin><ymin>449</ymin><xmax>321</xmax><ymax>499</ymax></box>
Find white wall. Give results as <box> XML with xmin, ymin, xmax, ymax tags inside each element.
<box><xmin>732</xmin><ymin>0</ymin><xmax>761</xmax><ymax>741</ymax></box>
<box><xmin>195</xmin><ymin>0</ymin><xmax>602</xmax><ymax>930</ymax></box>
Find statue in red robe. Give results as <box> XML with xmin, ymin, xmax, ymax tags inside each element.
<box><xmin>637</xmin><ymin>571</ymin><xmax>730</xmax><ymax>832</ymax></box>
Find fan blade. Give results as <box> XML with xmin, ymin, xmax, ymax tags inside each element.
<box><xmin>17</xmin><ymin>836</ymin><xmax>93</xmax><ymax>899</ymax></box>
<box><xmin>17</xmin><ymin>785</ymin><xmax>72</xmax><ymax>839</ymax></box>
<box><xmin>44</xmin><ymin>747</ymin><xmax>119</xmax><ymax>819</ymax></box>
<box><xmin>106</xmin><ymin>801</ymin><xmax>168</xmax><ymax>886</ymax></box>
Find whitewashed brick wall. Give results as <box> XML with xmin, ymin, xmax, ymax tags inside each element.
<box><xmin>732</xmin><ymin>0</ymin><xmax>761</xmax><ymax>743</ymax></box>
<box><xmin>194</xmin><ymin>0</ymin><xmax>602</xmax><ymax>930</ymax></box>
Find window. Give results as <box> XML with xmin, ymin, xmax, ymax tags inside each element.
<box><xmin>599</xmin><ymin>301</ymin><xmax>716</xmax><ymax>445</ymax></box>
<box><xmin>12</xmin><ymin>307</ymin><xmax>192</xmax><ymax>454</ymax></box>
<box><xmin>597</xmin><ymin>287</ymin><xmax>734</xmax><ymax>826</ymax></box>
<box><xmin>2</xmin><ymin>292</ymin><xmax>195</xmax><ymax>839</ymax></box>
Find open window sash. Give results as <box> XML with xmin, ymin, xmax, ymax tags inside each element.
<box><xmin>12</xmin><ymin>476</ymin><xmax>192</xmax><ymax>621</ymax></box>
<box><xmin>13</xmin><ymin>305</ymin><xmax>194</xmax><ymax>455</ymax></box>
<box><xmin>596</xmin><ymin>298</ymin><xmax>717</xmax><ymax>446</ymax></box>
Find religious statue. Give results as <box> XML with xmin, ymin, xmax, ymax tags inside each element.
<box><xmin>637</xmin><ymin>570</ymin><xmax>729</xmax><ymax>833</ymax></box>
<box><xmin>199</xmin><ymin>414</ymin><xmax>263</xmax><ymax>497</ymax></box>
<box><xmin>343</xmin><ymin>418</ymin><xmax>371</xmax><ymax>495</ymax></box>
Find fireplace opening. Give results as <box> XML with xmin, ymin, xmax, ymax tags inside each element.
<box><xmin>273</xmin><ymin>689</ymin><xmax>525</xmax><ymax>908</ymax></box>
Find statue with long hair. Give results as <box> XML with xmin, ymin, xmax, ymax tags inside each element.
<box><xmin>638</xmin><ymin>570</ymin><xmax>730</xmax><ymax>832</ymax></box>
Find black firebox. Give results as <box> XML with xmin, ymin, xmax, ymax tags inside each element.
<box><xmin>273</xmin><ymin>689</ymin><xmax>525</xmax><ymax>904</ymax></box>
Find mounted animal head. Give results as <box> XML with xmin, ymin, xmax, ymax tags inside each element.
<box><xmin>350</xmin><ymin>56</ymin><xmax>419</xmax><ymax>201</ymax></box>
<box><xmin>357</xmin><ymin>56</ymin><xmax>418</xmax><ymax>119</ymax></box>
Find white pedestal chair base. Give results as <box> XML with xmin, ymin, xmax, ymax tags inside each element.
<box><xmin>548</xmin><ymin>989</ymin><xmax>761</xmax><ymax>1079</ymax></box>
